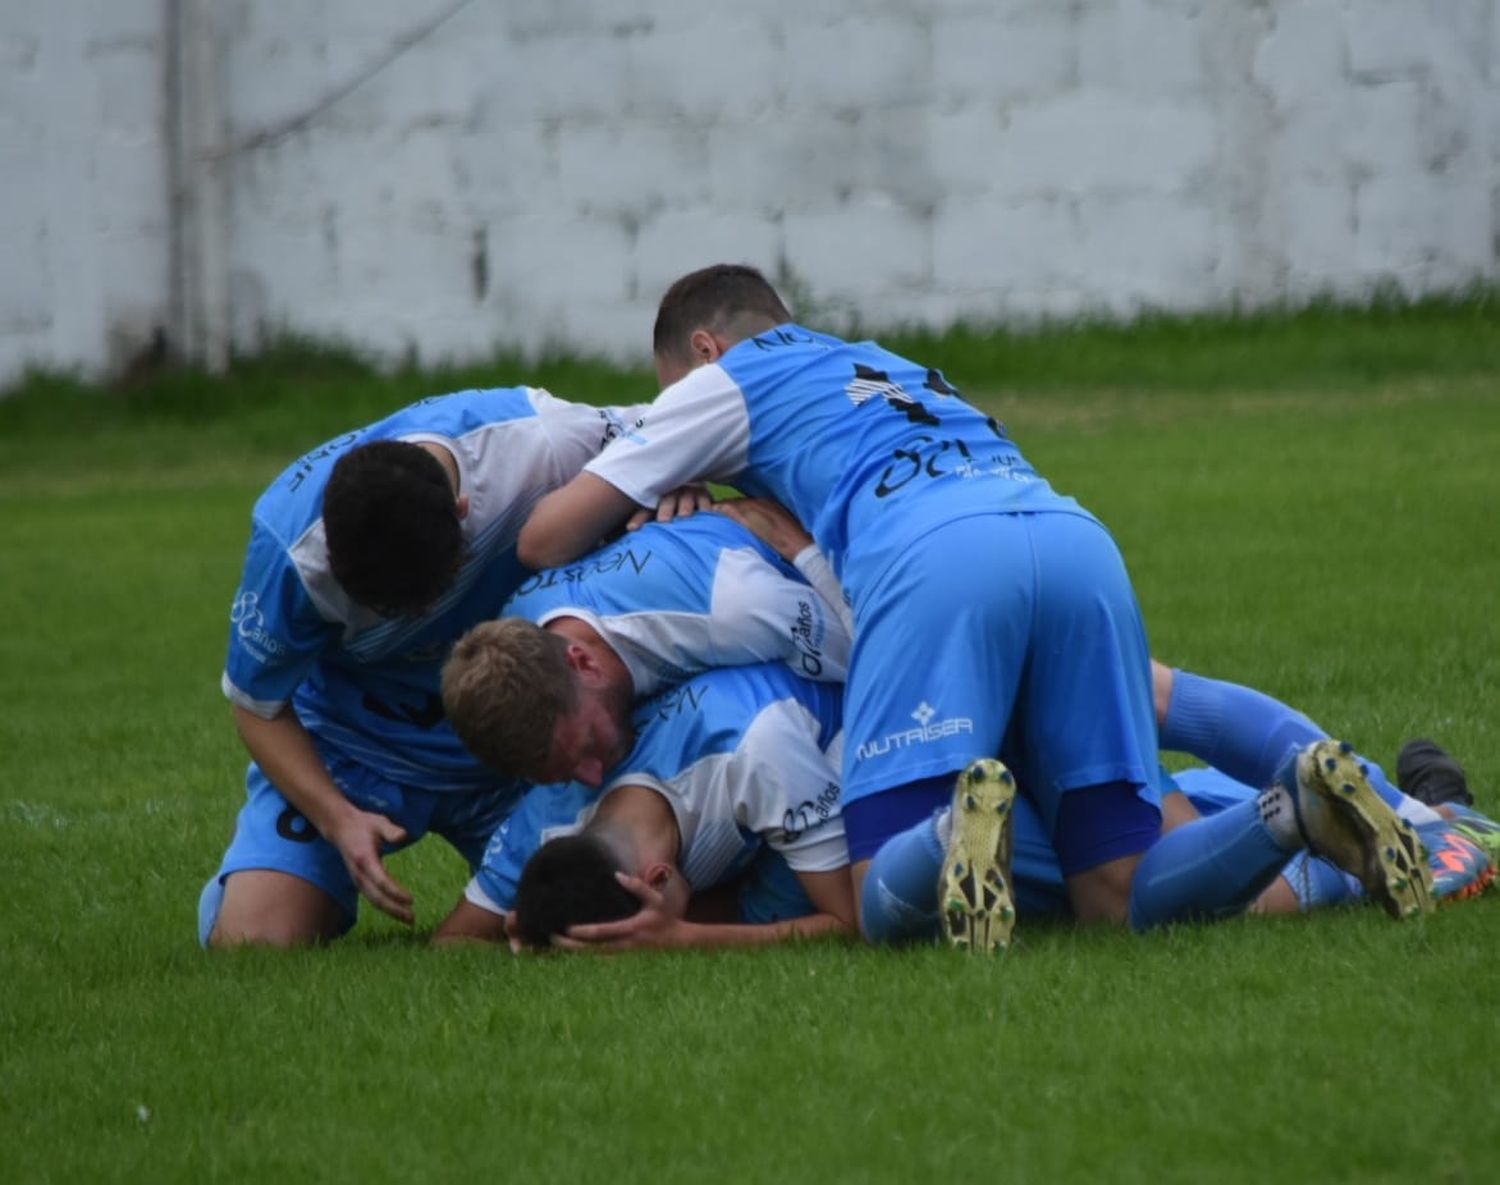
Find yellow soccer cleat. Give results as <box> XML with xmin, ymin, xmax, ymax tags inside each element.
<box><xmin>1279</xmin><ymin>739</ymin><xmax>1436</xmax><ymax>920</ymax></box>
<box><xmin>940</xmin><ymin>758</ymin><xmax>1018</xmax><ymax>953</ymax></box>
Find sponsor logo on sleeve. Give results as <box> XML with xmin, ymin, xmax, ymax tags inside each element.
<box><xmin>781</xmin><ymin>779</ymin><xmax>841</xmax><ymax>842</ymax></box>
<box><xmin>790</xmin><ymin>599</ymin><xmax>824</xmax><ymax>677</ymax></box>
<box><xmin>230</xmin><ymin>592</ymin><xmax>288</xmax><ymax>664</ymax></box>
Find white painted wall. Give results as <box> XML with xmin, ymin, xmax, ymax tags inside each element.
<box><xmin>2</xmin><ymin>0</ymin><xmax>1497</xmax><ymax>386</ymax></box>
<box><xmin>0</xmin><ymin>1</ymin><xmax>170</xmax><ymax>384</ymax></box>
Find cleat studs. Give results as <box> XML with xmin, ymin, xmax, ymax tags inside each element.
<box><xmin>1324</xmin><ymin>757</ymin><xmax>1338</xmax><ymax>773</ymax></box>
<box><xmin>1340</xmin><ymin>783</ymin><xmax>1357</xmax><ymax>795</ymax></box>
<box><xmin>1339</xmin><ymin>741</ymin><xmax>1354</xmax><ymax>755</ymax></box>
<box><xmin>964</xmin><ymin>793</ymin><xmax>978</xmax><ymax>810</ymax></box>
<box><xmin>1000</xmin><ymin>771</ymin><xmax>1014</xmax><ymax>786</ymax></box>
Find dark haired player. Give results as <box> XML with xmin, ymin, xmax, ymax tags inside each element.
<box><xmin>518</xmin><ymin>263</ymin><xmax>1433</xmax><ymax>951</ymax></box>
<box><xmin>200</xmin><ymin>385</ymin><xmax>664</xmax><ymax>947</ymax></box>
<box><xmin>434</xmin><ymin>662</ymin><xmax>854</xmax><ymax>949</ymax></box>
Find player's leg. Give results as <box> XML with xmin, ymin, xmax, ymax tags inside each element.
<box><xmin>202</xmin><ymin>754</ymin><xmax>426</xmax><ymax>948</ymax></box>
<box><xmin>843</xmin><ymin>514</ymin><xmax>1033</xmax><ymax>946</ymax></box>
<box><xmin>1006</xmin><ymin>512</ymin><xmax>1164</xmax><ymax>927</ymax></box>
<box><xmin>1156</xmin><ymin>665</ymin><xmax>1437</xmax><ymax>825</ymax></box>
<box><xmin>1177</xmin><ymin>764</ymin><xmax>1488</xmax><ymax>912</ymax></box>
<box><xmin>202</xmin><ymin>763</ymin><xmax>360</xmax><ymax>948</ymax></box>
<box><xmin>860</xmin><ymin>772</ymin><xmax>1082</xmax><ymax>944</ymax></box>
<box><xmin>1133</xmin><ymin>739</ymin><xmax>1435</xmax><ymax>927</ymax></box>
<box><xmin>207</xmin><ymin>870</ymin><xmax>351</xmax><ymax>948</ymax></box>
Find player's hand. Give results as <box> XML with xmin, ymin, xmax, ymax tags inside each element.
<box><xmin>625</xmin><ymin>483</ymin><xmax>714</xmax><ymax>531</ymax></box>
<box><xmin>555</xmin><ymin>872</ymin><xmax>687</xmax><ymax>951</ymax></box>
<box><xmin>329</xmin><ymin>806</ymin><xmax>414</xmax><ymax>925</ymax></box>
<box><xmin>711</xmin><ymin>497</ymin><xmax>813</xmax><ymax>562</ymax></box>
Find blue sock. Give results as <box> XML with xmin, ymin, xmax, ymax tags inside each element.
<box><xmin>1161</xmin><ymin>669</ymin><xmax>1408</xmax><ymax>812</ymax></box>
<box><xmin>1280</xmin><ymin>852</ymin><xmax>1362</xmax><ymax>911</ymax></box>
<box><xmin>1128</xmin><ymin>797</ymin><xmax>1292</xmax><ymax>930</ymax></box>
<box><xmin>860</xmin><ymin>812</ymin><xmax>946</xmax><ymax>945</ymax></box>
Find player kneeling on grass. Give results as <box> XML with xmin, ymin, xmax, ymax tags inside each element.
<box><xmin>198</xmin><ymin>383</ymin><xmax>673</xmax><ymax>948</ymax></box>
<box><xmin>434</xmin><ymin>662</ymin><xmax>854</xmax><ymax>949</ymax></box>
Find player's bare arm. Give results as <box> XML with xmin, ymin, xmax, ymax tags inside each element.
<box><xmin>560</xmin><ymin>866</ymin><xmax>855</xmax><ymax>952</ymax></box>
<box><xmin>518</xmin><ymin>472</ymin><xmax>643</xmax><ymax>570</ymax></box>
<box><xmin>431</xmin><ymin>897</ymin><xmax>509</xmax><ymax>946</ymax></box>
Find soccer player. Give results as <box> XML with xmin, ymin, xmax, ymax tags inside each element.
<box><xmin>516</xmin><ymin>263</ymin><xmax>1433</xmax><ymax>951</ymax></box>
<box><xmin>199</xmin><ymin>383</ymin><xmax>690</xmax><ymax>948</ymax></box>
<box><xmin>439</xmin><ymin>509</ymin><xmax>850</xmax><ymax>788</ymax></box>
<box><xmin>433</xmin><ymin>662</ymin><xmax>853</xmax><ymax>948</ymax></box>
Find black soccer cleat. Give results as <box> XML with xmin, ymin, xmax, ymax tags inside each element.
<box><xmin>1396</xmin><ymin>739</ymin><xmax>1474</xmax><ymax>808</ymax></box>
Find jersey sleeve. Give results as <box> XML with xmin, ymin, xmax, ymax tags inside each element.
<box><xmin>221</xmin><ymin>519</ymin><xmax>338</xmax><ymax>718</ymax></box>
<box><xmin>731</xmin><ymin>700</ymin><xmax>848</xmax><ymax>873</ymax></box>
<box><xmin>528</xmin><ymin>388</ymin><xmax>651</xmax><ymax>474</ymax></box>
<box><xmin>708</xmin><ymin>548</ymin><xmax>851</xmax><ymax>684</ymax></box>
<box><xmin>583</xmin><ymin>365</ymin><xmax>751</xmax><ymax>507</ymax></box>
<box><xmin>791</xmin><ymin>544</ymin><xmax>855</xmax><ymax>638</ymax></box>
<box><xmin>469</xmin><ymin>782</ymin><xmax>598</xmax><ymax>914</ymax></box>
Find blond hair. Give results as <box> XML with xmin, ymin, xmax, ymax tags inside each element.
<box><xmin>442</xmin><ymin>618</ymin><xmax>575</xmax><ymax>777</ymax></box>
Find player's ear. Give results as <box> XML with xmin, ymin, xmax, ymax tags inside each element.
<box><xmin>688</xmin><ymin>328</ymin><xmax>721</xmax><ymax>365</ymax></box>
<box><xmin>566</xmin><ymin>643</ymin><xmax>604</xmax><ymax>685</ymax></box>
<box><xmin>454</xmin><ymin>493</ymin><xmax>470</xmax><ymax>521</ymax></box>
<box><xmin>642</xmin><ymin>862</ymin><xmax>673</xmax><ymax>890</ymax></box>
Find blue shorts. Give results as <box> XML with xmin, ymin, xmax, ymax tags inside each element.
<box><xmin>842</xmin><ymin>511</ymin><xmax>1162</xmax><ymax>853</ymax></box>
<box><xmin>202</xmin><ymin>743</ymin><xmax>524</xmax><ymax>935</ymax></box>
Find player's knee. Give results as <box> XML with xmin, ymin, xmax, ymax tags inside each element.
<box><xmin>1066</xmin><ymin>855</ymin><xmax>1139</xmax><ymax>925</ymax></box>
<box><xmin>206</xmin><ymin>870</ymin><xmax>350</xmax><ymax>949</ymax></box>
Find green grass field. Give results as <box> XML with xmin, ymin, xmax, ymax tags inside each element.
<box><xmin>3</xmin><ymin>303</ymin><xmax>1499</xmax><ymax>1183</ymax></box>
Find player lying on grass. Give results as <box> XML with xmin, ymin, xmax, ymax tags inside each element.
<box><xmin>515</xmin><ymin>263</ymin><xmax>1433</xmax><ymax>952</ymax></box>
<box><xmin>439</xmin><ymin>709</ymin><xmax>1489</xmax><ymax>952</ymax></box>
<box><xmin>197</xmin><ymin>382</ymin><xmax>716</xmax><ymax>948</ymax></box>
<box><xmin>439</xmin><ymin>532</ymin><xmax>1484</xmax><ymax>947</ymax></box>
<box><xmin>433</xmin><ymin>662</ymin><xmax>853</xmax><ymax>948</ymax></box>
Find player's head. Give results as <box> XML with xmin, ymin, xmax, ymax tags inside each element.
<box><xmin>513</xmin><ymin>802</ymin><xmax>689</xmax><ymax>949</ymax></box>
<box><xmin>652</xmin><ymin>263</ymin><xmax>792</xmax><ymax>387</ymax></box>
<box><xmin>323</xmin><ymin>440</ymin><xmax>468</xmax><ymax>617</ymax></box>
<box><xmin>442</xmin><ymin>618</ymin><xmax>634</xmax><ymax>786</ymax></box>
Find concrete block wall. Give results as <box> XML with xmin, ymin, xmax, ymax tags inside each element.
<box><xmin>0</xmin><ymin>2</ymin><xmax>170</xmax><ymax>384</ymax></box>
<box><xmin>1</xmin><ymin>0</ymin><xmax>1496</xmax><ymax>385</ymax></box>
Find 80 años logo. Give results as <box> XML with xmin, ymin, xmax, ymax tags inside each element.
<box><xmin>230</xmin><ymin>592</ymin><xmax>287</xmax><ymax>663</ymax></box>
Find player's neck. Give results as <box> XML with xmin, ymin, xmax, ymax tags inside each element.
<box><xmin>594</xmin><ymin>786</ymin><xmax>680</xmax><ymax>868</ymax></box>
<box><xmin>415</xmin><ymin>440</ymin><xmax>461</xmax><ymax>497</ymax></box>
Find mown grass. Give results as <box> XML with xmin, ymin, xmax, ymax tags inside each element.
<box><xmin>2</xmin><ymin>303</ymin><xmax>1498</xmax><ymax>1183</ymax></box>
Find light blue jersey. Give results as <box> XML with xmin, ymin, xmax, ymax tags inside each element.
<box><xmin>222</xmin><ymin>386</ymin><xmax>637</xmax><ymax>791</ymax></box>
<box><xmin>586</xmin><ymin>325</ymin><xmax>1092</xmax><ymax>598</ymax></box>
<box><xmin>465</xmin><ymin>663</ymin><xmax>846</xmax><ymax>915</ymax></box>
<box><xmin>504</xmin><ymin>513</ymin><xmax>850</xmax><ymax>697</ymax></box>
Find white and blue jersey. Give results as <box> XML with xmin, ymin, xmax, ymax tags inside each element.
<box><xmin>586</xmin><ymin>326</ymin><xmax>1092</xmax><ymax>599</ymax></box>
<box><xmin>503</xmin><ymin>513</ymin><xmax>850</xmax><ymax>697</ymax></box>
<box><xmin>222</xmin><ymin>386</ymin><xmax>640</xmax><ymax>791</ymax></box>
<box><xmin>464</xmin><ymin>663</ymin><xmax>847</xmax><ymax>915</ymax></box>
